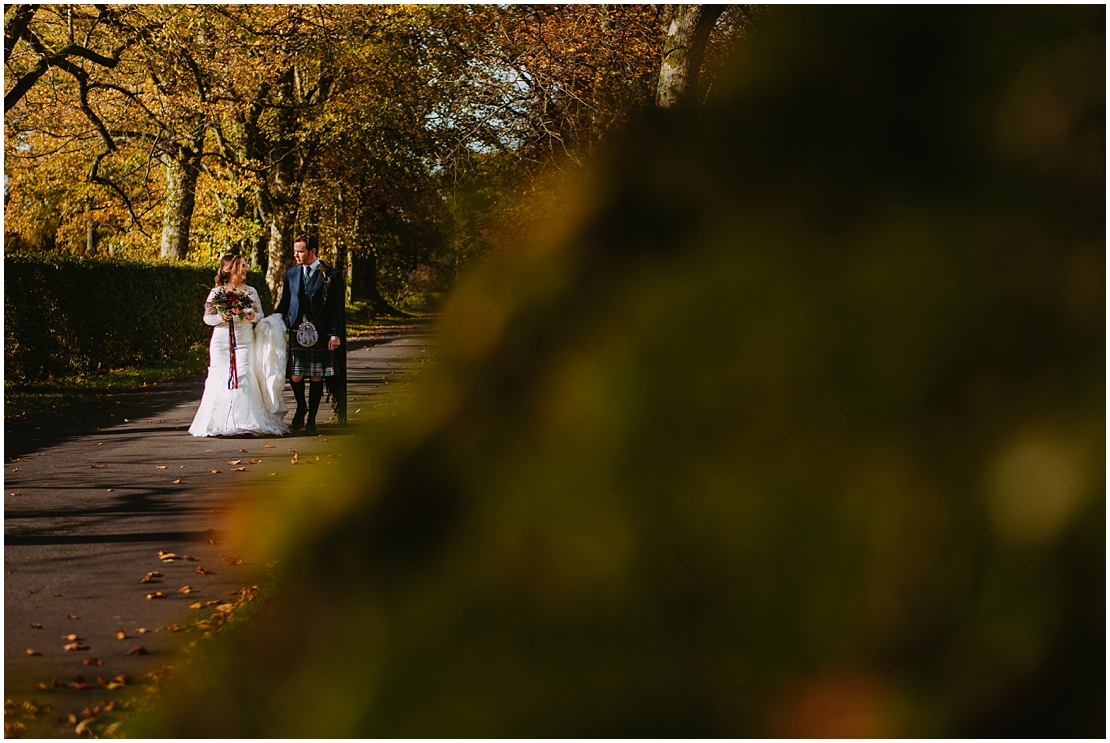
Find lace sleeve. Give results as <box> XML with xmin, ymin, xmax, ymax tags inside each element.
<box><xmin>247</xmin><ymin>286</ymin><xmax>262</xmax><ymax>324</ymax></box>
<box><xmin>203</xmin><ymin>288</ymin><xmax>224</xmax><ymax>327</ymax></box>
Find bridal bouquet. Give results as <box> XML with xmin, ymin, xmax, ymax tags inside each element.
<box><xmin>208</xmin><ymin>289</ymin><xmax>254</xmax><ymax>322</ymax></box>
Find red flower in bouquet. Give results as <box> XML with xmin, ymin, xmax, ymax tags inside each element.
<box><xmin>207</xmin><ymin>289</ymin><xmax>254</xmax><ymax>322</ymax></box>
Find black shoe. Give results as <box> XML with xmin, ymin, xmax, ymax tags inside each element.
<box><xmin>305</xmin><ymin>421</ymin><xmax>318</xmax><ymax>436</ymax></box>
<box><xmin>291</xmin><ymin>408</ymin><xmax>307</xmax><ymax>430</ymax></box>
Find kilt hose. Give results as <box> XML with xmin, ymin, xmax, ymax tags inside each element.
<box><xmin>288</xmin><ymin>337</ymin><xmax>336</xmax><ymax>378</ymax></box>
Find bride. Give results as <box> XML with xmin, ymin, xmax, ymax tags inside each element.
<box><xmin>189</xmin><ymin>254</ymin><xmax>289</xmax><ymax>437</ymax></box>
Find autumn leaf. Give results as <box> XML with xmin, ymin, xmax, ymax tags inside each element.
<box><xmin>162</xmin><ymin>624</ymin><xmax>180</xmax><ymax>632</ymax></box>
<box><xmin>238</xmin><ymin>449</ymin><xmax>248</xmax><ymax>453</ymax></box>
<box><xmin>189</xmin><ymin>602</ymin><xmax>203</xmax><ymax>610</ymax></box>
<box><xmin>67</xmin><ymin>714</ymin><xmax>78</xmax><ymax>725</ymax></box>
<box><xmin>82</xmin><ymin>658</ymin><xmax>102</xmax><ymax>666</ymax></box>
<box><xmin>220</xmin><ymin>555</ymin><xmax>245</xmax><ymax>565</ymax></box>
<box><xmin>195</xmin><ymin>565</ymin><xmax>212</xmax><ymax>574</ymax></box>
<box><xmin>182</xmin><ymin>554</ymin><xmax>198</xmax><ymax>560</ymax></box>
<box><xmin>71</xmin><ymin>681</ymin><xmax>92</xmax><ymax>691</ymax></box>
<box><xmin>265</xmin><ymin>444</ymin><xmax>275</xmax><ymax>448</ymax></box>
<box><xmin>209</xmin><ymin>469</ymin><xmax>221</xmax><ymax>474</ymax></box>
<box><xmin>227</xmin><ymin>460</ymin><xmax>242</xmax><ymax>465</ymax></box>
<box><xmin>25</xmin><ymin>648</ymin><xmax>39</xmax><ymax>656</ymax></box>
<box><xmin>146</xmin><ymin>591</ymin><xmax>164</xmax><ymax>599</ymax></box>
<box><xmin>158</xmin><ymin>551</ymin><xmax>178</xmax><ymax>561</ymax></box>
<box><xmin>67</xmin><ymin>614</ymin><xmax>79</xmax><ymax>619</ymax></box>
<box><xmin>128</xmin><ymin>646</ymin><xmax>148</xmax><ymax>655</ymax></box>
<box><xmin>178</xmin><ymin>586</ymin><xmax>193</xmax><ymax>594</ymax></box>
<box><xmin>29</xmin><ymin>623</ymin><xmax>42</xmax><ymax>629</ymax></box>
<box><xmin>64</xmin><ymin>642</ymin><xmax>87</xmax><ymax>651</ymax></box>
<box><xmin>115</xmin><ymin>628</ymin><xmax>126</xmax><ymax>640</ymax></box>
<box><xmin>249</xmin><ymin>459</ymin><xmax>261</xmax><ymax>464</ymax></box>
<box><xmin>114</xmin><ymin>674</ymin><xmax>132</xmax><ymax>684</ymax></box>
<box><xmin>139</xmin><ymin>572</ymin><xmax>161</xmax><ymax>583</ymax></box>
<box><xmin>135</xmin><ymin>628</ymin><xmax>149</xmax><ymax>634</ymax></box>
<box><xmin>207</xmin><ymin>538</ymin><xmax>217</xmax><ymax>545</ymax></box>
<box><xmin>172</xmin><ymin>479</ymin><xmax>183</xmax><ymax>484</ymax></box>
<box><xmin>62</xmin><ymin>633</ymin><xmax>78</xmax><ymax>642</ymax></box>
<box><xmin>233</xmin><ymin>466</ymin><xmax>247</xmax><ymax>471</ymax></box>
<box><xmin>156</xmin><ymin>465</ymin><xmax>166</xmax><ymax>469</ymax></box>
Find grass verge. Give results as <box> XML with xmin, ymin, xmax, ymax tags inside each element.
<box><xmin>4</xmin><ymin>345</ymin><xmax>210</xmax><ymax>421</ymax></box>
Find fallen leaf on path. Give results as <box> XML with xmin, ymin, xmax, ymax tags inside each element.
<box><xmin>106</xmin><ymin>488</ymin><xmax>113</xmax><ymax>492</ymax></box>
<box><xmin>248</xmin><ymin>459</ymin><xmax>261</xmax><ymax>464</ymax></box>
<box><xmin>233</xmin><ymin>466</ymin><xmax>247</xmax><ymax>471</ymax></box>
<box><xmin>97</xmin><ymin>442</ymin><xmax>103</xmax><ymax>446</ymax></box>
<box><xmin>29</xmin><ymin>623</ymin><xmax>41</xmax><ymax>629</ymax></box>
<box><xmin>270</xmin><ymin>473</ymin><xmax>277</xmax><ymax>476</ymax></box>
<box><xmin>155</xmin><ymin>465</ymin><xmax>166</xmax><ymax>469</ymax></box>
<box><xmin>189</xmin><ymin>602</ymin><xmax>203</xmax><ymax>610</ymax></box>
<box><xmin>127</xmin><ymin>646</ymin><xmax>148</xmax><ymax>656</ymax></box>
<box><xmin>215</xmin><ymin>603</ymin><xmax>235</xmax><ymax>613</ymax></box>
<box><xmin>162</xmin><ymin>624</ymin><xmax>180</xmax><ymax>632</ymax></box>
<box><xmin>288</xmin><ymin>448</ymin><xmax>297</xmax><ymax>453</ymax></box>
<box><xmin>115</xmin><ymin>674</ymin><xmax>132</xmax><ymax>684</ymax></box>
<box><xmin>207</xmin><ymin>538</ymin><xmax>217</xmax><ymax>545</ymax></box>
<box><xmin>178</xmin><ymin>586</ymin><xmax>192</xmax><ymax>594</ymax></box>
<box><xmin>115</xmin><ymin>629</ymin><xmax>126</xmax><ymax>640</ymax></box>
<box><xmin>25</xmin><ymin>649</ymin><xmax>39</xmax><ymax>656</ymax></box>
<box><xmin>139</xmin><ymin>573</ymin><xmax>160</xmax><ymax>584</ymax></box>
<box><xmin>12</xmin><ymin>458</ymin><xmax>27</xmax><ymax>463</ymax></box>
<box><xmin>172</xmin><ymin>479</ymin><xmax>183</xmax><ymax>484</ymax></box>
<box><xmin>157</xmin><ymin>420</ymin><xmax>165</xmax><ymax>423</ymax></box>
<box><xmin>227</xmin><ymin>460</ymin><xmax>241</xmax><ymax>465</ymax></box>
<box><xmin>265</xmin><ymin>444</ymin><xmax>275</xmax><ymax>448</ymax></box>
<box><xmin>209</xmin><ymin>469</ymin><xmax>221</xmax><ymax>474</ymax></box>
<box><xmin>157</xmin><ymin>551</ymin><xmax>176</xmax><ymax>560</ymax></box>
<box><xmin>195</xmin><ymin>566</ymin><xmax>212</xmax><ymax>574</ymax></box>
<box><xmin>62</xmin><ymin>633</ymin><xmax>78</xmax><ymax>642</ymax></box>
<box><xmin>67</xmin><ymin>614</ymin><xmax>79</xmax><ymax>620</ymax></box>
<box><xmin>182</xmin><ymin>555</ymin><xmax>198</xmax><ymax>561</ymax></box>
<box><xmin>238</xmin><ymin>449</ymin><xmax>247</xmax><ymax>453</ymax></box>
<box><xmin>9</xmin><ymin>492</ymin><xmax>21</xmax><ymax>496</ymax></box>
<box><xmin>82</xmin><ymin>658</ymin><xmax>102</xmax><ymax>666</ymax></box>
<box><xmin>67</xmin><ymin>714</ymin><xmax>78</xmax><ymax>725</ymax></box>
<box><xmin>135</xmin><ymin>628</ymin><xmax>149</xmax><ymax>634</ymax></box>
<box><xmin>205</xmin><ymin>600</ymin><xmax>220</xmax><ymax>606</ymax></box>
<box><xmin>64</xmin><ymin>642</ymin><xmax>86</xmax><ymax>651</ymax></box>
<box><xmin>50</xmin><ymin>593</ymin><xmax>62</xmax><ymax>597</ymax></box>
<box><xmin>220</xmin><ymin>555</ymin><xmax>245</xmax><ymax>566</ymax></box>
<box><xmin>146</xmin><ymin>591</ymin><xmax>164</xmax><ymax>600</ymax></box>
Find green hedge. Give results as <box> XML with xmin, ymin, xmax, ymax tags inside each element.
<box><xmin>5</xmin><ymin>254</ymin><xmax>272</xmax><ymax>382</ymax></box>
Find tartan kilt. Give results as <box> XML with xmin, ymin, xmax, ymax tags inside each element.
<box><xmin>287</xmin><ymin>337</ymin><xmax>335</xmax><ymax>378</ymax></box>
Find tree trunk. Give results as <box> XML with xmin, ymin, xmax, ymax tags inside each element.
<box><xmin>656</xmin><ymin>4</ymin><xmax>725</xmax><ymax>109</ymax></box>
<box><xmin>159</xmin><ymin>128</ymin><xmax>205</xmax><ymax>260</ymax></box>
<box><xmin>86</xmin><ymin>223</ymin><xmax>97</xmax><ymax>256</ymax></box>
<box><xmin>350</xmin><ymin>247</ymin><xmax>405</xmax><ymax>316</ymax></box>
<box><xmin>264</xmin><ymin>206</ymin><xmax>296</xmax><ymax>301</ymax></box>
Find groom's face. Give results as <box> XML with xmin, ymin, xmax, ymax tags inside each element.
<box><xmin>293</xmin><ymin>241</ymin><xmax>316</xmax><ymax>265</ymax></box>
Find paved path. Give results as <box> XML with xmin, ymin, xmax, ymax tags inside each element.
<box><xmin>4</xmin><ymin>319</ymin><xmax>436</xmax><ymax>733</ymax></box>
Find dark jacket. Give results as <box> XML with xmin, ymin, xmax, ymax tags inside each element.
<box><xmin>275</xmin><ymin>262</ymin><xmax>344</xmax><ymax>343</ymax></box>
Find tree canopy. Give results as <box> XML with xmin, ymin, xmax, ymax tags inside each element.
<box><xmin>5</xmin><ymin>4</ymin><xmax>757</xmax><ymax>306</ymax></box>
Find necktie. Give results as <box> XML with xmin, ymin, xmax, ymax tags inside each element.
<box><xmin>303</xmin><ymin>265</ymin><xmax>310</xmax><ymax>283</ymax></box>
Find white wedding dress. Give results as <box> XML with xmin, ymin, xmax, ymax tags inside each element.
<box><xmin>188</xmin><ymin>285</ymin><xmax>290</xmax><ymax>437</ymax></box>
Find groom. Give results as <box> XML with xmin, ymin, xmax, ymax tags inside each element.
<box><xmin>276</xmin><ymin>233</ymin><xmax>346</xmax><ymax>435</ymax></box>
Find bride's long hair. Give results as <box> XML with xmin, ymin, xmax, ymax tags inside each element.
<box><xmin>215</xmin><ymin>254</ymin><xmax>246</xmax><ymax>286</ymax></box>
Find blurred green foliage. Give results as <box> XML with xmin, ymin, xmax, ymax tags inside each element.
<box><xmin>134</xmin><ymin>6</ymin><xmax>1103</xmax><ymax>737</ymax></box>
<box><xmin>4</xmin><ymin>255</ymin><xmax>271</xmax><ymax>383</ymax></box>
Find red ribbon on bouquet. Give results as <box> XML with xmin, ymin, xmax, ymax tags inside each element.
<box><xmin>227</xmin><ymin>317</ymin><xmax>239</xmax><ymax>390</ymax></box>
